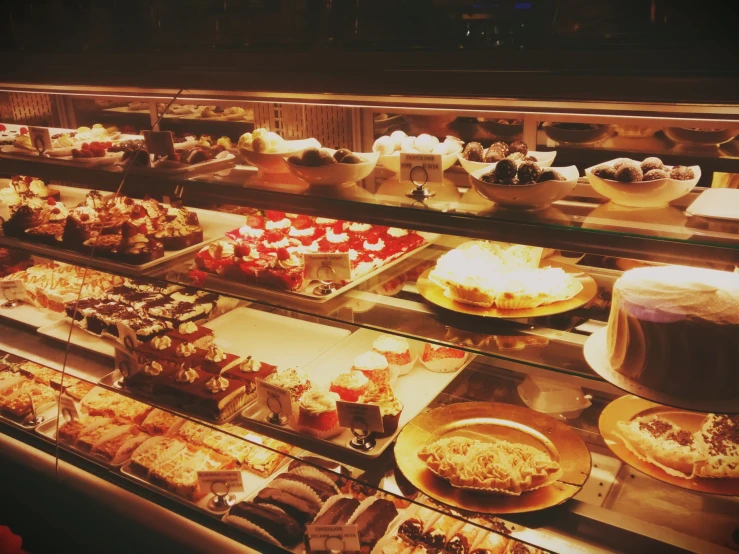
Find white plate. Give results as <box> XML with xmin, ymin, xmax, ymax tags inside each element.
<box><xmin>243</xmin><ymin>328</ymin><xmax>475</xmax><ymax>458</ymax></box>
<box><xmin>469</xmin><ymin>166</ymin><xmax>579</xmax><ymax>210</ymax></box>
<box><xmin>203</xmin><ymin>306</ymin><xmax>351</xmax><ymax>369</ymax></box>
<box><xmin>583</xmin><ymin>327</ymin><xmax>739</xmax><ymax>413</ymax></box>
<box><xmin>200</xmin><ymin>232</ymin><xmax>438</xmax><ymax>303</ymax></box>
<box><xmin>457</xmin><ymin>150</ymin><xmax>557</xmax><ymax>175</ymax></box>
<box><xmin>124</xmin><ymin>153</ymin><xmax>236</xmax><ymax>176</ymax></box>
<box><xmin>686</xmin><ymin>188</ymin><xmax>739</xmax><ymax>221</ymax></box>
<box><xmin>38</xmin><ymin>320</ymin><xmax>117</xmax><ymax>358</ymax></box>
<box><xmin>0</xmin><ymin>302</ymin><xmax>63</xmax><ymax>329</ymax></box>
<box><xmin>286</xmin><ymin>150</ymin><xmax>379</xmax><ymax>186</ymax></box>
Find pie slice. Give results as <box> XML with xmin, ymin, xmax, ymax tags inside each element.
<box><xmin>615</xmin><ymin>416</ymin><xmax>702</xmax><ymax>478</ymax></box>
<box><xmin>694</xmin><ymin>414</ymin><xmax>739</xmax><ymax>479</ymax></box>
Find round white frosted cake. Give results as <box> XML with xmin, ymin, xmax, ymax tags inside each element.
<box><xmin>606</xmin><ymin>265</ymin><xmax>739</xmax><ymax>399</ymax></box>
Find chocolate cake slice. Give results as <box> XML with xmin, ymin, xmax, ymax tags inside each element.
<box><xmin>353</xmin><ymin>498</ymin><xmax>398</xmax><ymax>551</ymax></box>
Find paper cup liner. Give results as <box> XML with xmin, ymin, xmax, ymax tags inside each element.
<box><xmin>223</xmin><ymin>514</ymin><xmax>281</xmax><ymax>547</ymax></box>
<box><xmin>419</xmin><ymin>354</ymin><xmax>467</xmax><ymax>374</ymax></box>
<box><xmin>290</xmin><ymin>465</ymin><xmax>341</xmax><ymax>494</ymax></box>
<box><xmin>393</xmin><ymin>355</ymin><xmax>417</xmax><ymax>377</ymax></box>
<box><xmin>270</xmin><ymin>478</ymin><xmax>323</xmax><ymax>506</ymax></box>
<box><xmin>312</xmin><ymin>493</ymin><xmax>358</xmax><ymax>524</ymax></box>
<box><xmin>347</xmin><ymin>495</ymin><xmax>382</xmax><ymax>525</ymax></box>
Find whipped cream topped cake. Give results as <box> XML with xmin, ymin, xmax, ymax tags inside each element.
<box><xmin>694</xmin><ymin>415</ymin><xmax>739</xmax><ymax>478</ymax></box>
<box><xmin>606</xmin><ymin>266</ymin><xmax>739</xmax><ymax>400</ymax></box>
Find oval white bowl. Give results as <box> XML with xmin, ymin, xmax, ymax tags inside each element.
<box><xmin>239</xmin><ymin>138</ymin><xmax>320</xmax><ymax>174</ymax></box>
<box><xmin>470</xmin><ymin>165</ymin><xmax>579</xmax><ymax>210</ymax></box>
<box><xmin>286</xmin><ymin>150</ymin><xmax>379</xmax><ymax>186</ymax></box>
<box><xmin>457</xmin><ymin>150</ymin><xmax>557</xmax><ymax>175</ymax></box>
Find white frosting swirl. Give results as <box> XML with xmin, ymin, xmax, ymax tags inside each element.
<box><xmin>144</xmin><ymin>361</ymin><xmax>163</xmax><ymax>376</ymax></box>
<box><xmin>315</xmin><ymin>217</ymin><xmax>337</xmax><ymax>226</ymax></box>
<box><xmin>614</xmin><ymin>266</ymin><xmax>739</xmax><ymax>324</ymax></box>
<box><xmin>239</xmin><ymin>356</ymin><xmax>261</xmax><ymax>373</ymax></box>
<box><xmin>206</xmin><ymin>375</ymin><xmax>229</xmax><ymax>393</ymax></box>
<box><xmin>387</xmin><ymin>227</ymin><xmax>408</xmax><ymax>238</ymax></box>
<box><xmin>206</xmin><ymin>345</ymin><xmax>226</xmax><ymax>363</ymax></box>
<box><xmin>299</xmin><ymin>389</ymin><xmax>339</xmax><ymax>414</ymax></box>
<box><xmin>289</xmin><ymin>226</ymin><xmax>315</xmax><ymax>237</ymax></box>
<box><xmin>151</xmin><ymin>335</ymin><xmax>171</xmax><ymax>350</ymax></box>
<box><xmin>348</xmin><ymin>222</ymin><xmax>372</xmax><ymax>232</ymax></box>
<box><xmin>178</xmin><ymin>321</ymin><xmax>197</xmax><ymax>334</ymax></box>
<box><xmin>278</xmin><ymin>253</ymin><xmax>302</xmax><ymax>270</ymax></box>
<box><xmin>208</xmin><ymin>241</ymin><xmax>234</xmax><ymax>259</ymax></box>
<box><xmin>176</xmin><ymin>342</ymin><xmax>197</xmax><ymax>357</ymax></box>
<box><xmin>326</xmin><ymin>228</ymin><xmax>348</xmax><ymax>243</ymax></box>
<box><xmin>352</xmin><ymin>351</ymin><xmax>388</xmax><ymax>371</ymax></box>
<box><xmin>239</xmin><ymin>225</ymin><xmax>265</xmax><ymax>239</ymax></box>
<box><xmin>264</xmin><ymin>236</ymin><xmax>290</xmax><ymax>249</ymax></box>
<box><xmin>363</xmin><ymin>238</ymin><xmax>385</xmax><ymax>251</ymax></box>
<box><xmin>176</xmin><ymin>367</ymin><xmax>198</xmax><ymax>383</ymax></box>
<box><xmin>373</xmin><ymin>334</ymin><xmax>410</xmax><ymax>355</ymax></box>
<box><xmin>266</xmin><ymin>218</ymin><xmax>291</xmax><ymax>230</ymax></box>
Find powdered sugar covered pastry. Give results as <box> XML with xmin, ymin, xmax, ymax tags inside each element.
<box><xmin>418</xmin><ymin>436</ymin><xmax>561</xmax><ymax>495</ymax></box>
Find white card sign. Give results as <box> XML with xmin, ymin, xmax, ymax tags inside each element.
<box><xmin>256</xmin><ymin>379</ymin><xmax>293</xmax><ymax>418</ymax></box>
<box><xmin>143</xmin><ymin>130</ymin><xmax>175</xmax><ymax>157</ymax></box>
<box><xmin>197</xmin><ymin>470</ymin><xmax>244</xmax><ymax>493</ymax></box>
<box><xmin>0</xmin><ymin>280</ymin><xmax>25</xmax><ymax>297</ymax></box>
<box><xmin>336</xmin><ymin>400</ymin><xmax>384</xmax><ymax>434</ymax></box>
<box><xmin>304</xmin><ymin>253</ymin><xmax>352</xmax><ymax>281</ymax></box>
<box><xmin>114</xmin><ymin>347</ymin><xmax>139</xmax><ymax>379</ymax></box>
<box><xmin>59</xmin><ymin>394</ymin><xmax>82</xmax><ymax>421</ymax></box>
<box><xmin>29</xmin><ymin>126</ymin><xmax>52</xmax><ymax>152</ymax></box>
<box><xmin>306</xmin><ymin>524</ymin><xmax>361</xmax><ymax>553</ymax></box>
<box><xmin>399</xmin><ymin>153</ymin><xmax>443</xmax><ymax>186</ymax></box>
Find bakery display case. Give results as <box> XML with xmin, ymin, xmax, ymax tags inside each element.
<box><xmin>1</xmin><ymin>79</ymin><xmax>738</xmax><ymax>554</ymax></box>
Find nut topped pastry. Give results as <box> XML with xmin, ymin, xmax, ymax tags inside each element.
<box><xmin>694</xmin><ymin>414</ymin><xmax>739</xmax><ymax>478</ymax></box>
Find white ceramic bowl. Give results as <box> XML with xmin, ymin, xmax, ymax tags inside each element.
<box><xmin>585</xmin><ymin>161</ymin><xmax>700</xmax><ymax>208</ymax></box>
<box><xmin>238</xmin><ymin>138</ymin><xmax>320</xmax><ymax>174</ymax></box>
<box><xmin>469</xmin><ymin>165</ymin><xmax>578</xmax><ymax>210</ymax></box>
<box><xmin>457</xmin><ymin>150</ymin><xmax>556</xmax><ymax>175</ymax></box>
<box><xmin>286</xmin><ymin>150</ymin><xmax>379</xmax><ymax>186</ymax></box>
<box><xmin>378</xmin><ymin>149</ymin><xmax>460</xmax><ymax>174</ymax></box>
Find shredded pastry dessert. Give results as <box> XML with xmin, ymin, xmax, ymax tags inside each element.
<box><xmin>417</xmin><ymin>436</ymin><xmax>562</xmax><ymax>495</ymax></box>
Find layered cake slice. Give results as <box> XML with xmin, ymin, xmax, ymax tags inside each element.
<box><xmin>129</xmin><ymin>436</ymin><xmax>187</xmax><ymax>478</ymax></box>
<box><xmin>57</xmin><ymin>416</ymin><xmax>111</xmax><ymax>445</ymax></box>
<box><xmin>92</xmin><ymin>425</ymin><xmax>150</xmax><ymax>464</ymax></box>
<box><xmin>222</xmin><ymin>356</ymin><xmax>277</xmax><ymax>399</ymax></box>
<box><xmin>166</xmin><ymin>321</ymin><xmax>214</xmax><ymax>349</ymax></box>
<box><xmin>197</xmin><ymin>345</ymin><xmax>241</xmax><ymax>374</ymax></box>
<box><xmin>0</xmin><ymin>381</ymin><xmax>56</xmax><ymax>420</ymax></box>
<box><xmin>140</xmin><ymin>408</ymin><xmax>184</xmax><ymax>436</ymax></box>
<box><xmin>165</xmin><ymin>368</ymin><xmax>247</xmax><ymax>422</ymax></box>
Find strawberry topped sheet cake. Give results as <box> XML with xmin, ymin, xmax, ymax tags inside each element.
<box><xmin>193</xmin><ymin>210</ymin><xmax>429</xmax><ymax>292</ymax></box>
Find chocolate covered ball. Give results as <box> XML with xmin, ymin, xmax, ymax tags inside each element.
<box><xmin>506</xmin><ymin>152</ymin><xmax>525</xmax><ymax>162</ymax></box>
<box><xmin>301</xmin><ymin>147</ymin><xmax>322</xmax><ymax>167</ymax></box>
<box><xmin>517</xmin><ymin>161</ymin><xmax>542</xmax><ymax>184</ymax></box>
<box><xmin>489</xmin><ymin>141</ymin><xmax>509</xmax><ymax>157</ymax></box>
<box><xmin>643</xmin><ymin>169</ymin><xmax>670</xmax><ymax>181</ymax></box>
<box><xmin>509</xmin><ymin>140</ymin><xmax>528</xmax><ymax>156</ymax></box>
<box><xmin>483</xmin><ymin>147</ymin><xmax>504</xmax><ymax>163</ymax></box>
<box><xmin>612</xmin><ymin>158</ymin><xmax>630</xmax><ymax>170</ymax></box>
<box><xmin>340</xmin><ymin>154</ymin><xmax>364</xmax><ymax>164</ymax></box>
<box><xmin>480</xmin><ymin>170</ymin><xmax>497</xmax><ymax>184</ymax></box>
<box><xmin>592</xmin><ymin>165</ymin><xmax>617</xmax><ymax>180</ymax></box>
<box><xmin>615</xmin><ymin>162</ymin><xmax>644</xmax><ymax>182</ymax></box>
<box><xmin>539</xmin><ymin>169</ymin><xmax>566</xmax><ymax>182</ymax></box>
<box><xmin>333</xmin><ymin>148</ymin><xmax>353</xmax><ymax>163</ymax></box>
<box><xmin>524</xmin><ymin>155</ymin><xmax>538</xmax><ymax>162</ymax></box>
<box><xmin>640</xmin><ymin>157</ymin><xmax>664</xmax><ymax>173</ymax></box>
<box><xmin>462</xmin><ymin>142</ymin><xmax>484</xmax><ymax>162</ymax></box>
<box><xmin>670</xmin><ymin>165</ymin><xmax>695</xmax><ymax>180</ymax></box>
<box><xmin>493</xmin><ymin>158</ymin><xmax>518</xmax><ymax>182</ymax></box>
<box><xmin>287</xmin><ymin>155</ymin><xmax>303</xmax><ymax>165</ymax></box>
<box><xmin>318</xmin><ymin>149</ymin><xmax>338</xmax><ymax>166</ymax></box>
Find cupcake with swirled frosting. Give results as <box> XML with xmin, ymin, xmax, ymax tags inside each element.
<box><xmin>295</xmin><ymin>389</ymin><xmax>343</xmax><ymax>439</ymax></box>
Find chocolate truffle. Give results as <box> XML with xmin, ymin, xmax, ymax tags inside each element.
<box><xmin>301</xmin><ymin>147</ymin><xmax>322</xmax><ymax>167</ymax></box>
<box><xmin>462</xmin><ymin>142</ymin><xmax>484</xmax><ymax>162</ymax></box>
<box><xmin>340</xmin><ymin>154</ymin><xmax>364</xmax><ymax>164</ymax></box>
<box><xmin>333</xmin><ymin>148</ymin><xmax>353</xmax><ymax>163</ymax></box>
<box><xmin>508</xmin><ymin>140</ymin><xmax>529</xmax><ymax>156</ymax></box>
<box><xmin>524</xmin><ymin>155</ymin><xmax>538</xmax><ymax>162</ymax></box>
<box><xmin>612</xmin><ymin>158</ymin><xmax>630</xmax><ymax>170</ymax></box>
<box><xmin>480</xmin><ymin>170</ymin><xmax>497</xmax><ymax>184</ymax></box>
<box><xmin>287</xmin><ymin>155</ymin><xmax>303</xmax><ymax>166</ymax></box>
<box><xmin>517</xmin><ymin>161</ymin><xmax>542</xmax><ymax>184</ymax></box>
<box><xmin>592</xmin><ymin>165</ymin><xmax>617</xmax><ymax>180</ymax></box>
<box><xmin>506</xmin><ymin>152</ymin><xmax>525</xmax><ymax>162</ymax></box>
<box><xmin>318</xmin><ymin>149</ymin><xmax>338</xmax><ymax>166</ymax></box>
<box><xmin>640</xmin><ymin>157</ymin><xmax>664</xmax><ymax>173</ymax></box>
<box><xmin>615</xmin><ymin>162</ymin><xmax>644</xmax><ymax>182</ymax></box>
<box><xmin>539</xmin><ymin>169</ymin><xmax>566</xmax><ymax>182</ymax></box>
<box><xmin>483</xmin><ymin>147</ymin><xmax>504</xmax><ymax>163</ymax></box>
<box><xmin>670</xmin><ymin>165</ymin><xmax>695</xmax><ymax>180</ymax></box>
<box><xmin>489</xmin><ymin>141</ymin><xmax>509</xmax><ymax>157</ymax></box>
<box><xmin>493</xmin><ymin>158</ymin><xmax>518</xmax><ymax>182</ymax></box>
<box><xmin>643</xmin><ymin>168</ymin><xmax>670</xmax><ymax>181</ymax></box>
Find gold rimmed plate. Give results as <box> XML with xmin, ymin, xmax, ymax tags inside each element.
<box><xmin>394</xmin><ymin>402</ymin><xmax>591</xmax><ymax>514</ymax></box>
<box><xmin>416</xmin><ymin>261</ymin><xmax>597</xmax><ymax>319</ymax></box>
<box><xmin>599</xmin><ymin>395</ymin><xmax>739</xmax><ymax>496</ymax></box>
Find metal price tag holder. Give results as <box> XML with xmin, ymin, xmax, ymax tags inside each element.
<box><xmin>313</xmin><ymin>265</ymin><xmax>337</xmax><ymax>297</ymax></box>
<box><xmin>24</xmin><ymin>391</ymin><xmax>45</xmax><ymax>426</ymax></box>
<box><xmin>265</xmin><ymin>393</ymin><xmax>289</xmax><ymax>426</ymax></box>
<box><xmin>207</xmin><ymin>480</ymin><xmax>237</xmax><ymax>512</ymax></box>
<box><xmin>405</xmin><ymin>165</ymin><xmax>436</xmax><ymax>201</ymax></box>
<box><xmin>1</xmin><ymin>285</ymin><xmax>22</xmax><ymax>308</ymax></box>
<box><xmin>347</xmin><ymin>416</ymin><xmax>376</xmax><ymax>452</ymax></box>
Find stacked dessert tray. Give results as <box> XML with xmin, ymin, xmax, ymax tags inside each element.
<box><xmin>240</xmin><ymin>328</ymin><xmax>475</xmax><ymax>459</ymax></box>
<box><xmin>0</xmin><ymin>186</ymin><xmax>245</xmax><ymax>274</ymax></box>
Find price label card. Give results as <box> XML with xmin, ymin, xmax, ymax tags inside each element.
<box><xmin>114</xmin><ymin>346</ymin><xmax>140</xmax><ymax>379</ymax></box>
<box><xmin>306</xmin><ymin>524</ymin><xmax>361</xmax><ymax>552</ymax></box>
<box><xmin>256</xmin><ymin>379</ymin><xmax>293</xmax><ymax>418</ymax></box>
<box><xmin>336</xmin><ymin>401</ymin><xmax>384</xmax><ymax>434</ymax></box>
<box><xmin>29</xmin><ymin>126</ymin><xmax>52</xmax><ymax>152</ymax></box>
<box><xmin>399</xmin><ymin>153</ymin><xmax>443</xmax><ymax>186</ymax></box>
<box><xmin>197</xmin><ymin>470</ymin><xmax>244</xmax><ymax>493</ymax></box>
<box><xmin>59</xmin><ymin>394</ymin><xmax>82</xmax><ymax>421</ymax></box>
<box><xmin>304</xmin><ymin>253</ymin><xmax>352</xmax><ymax>281</ymax></box>
<box><xmin>143</xmin><ymin>130</ymin><xmax>175</xmax><ymax>157</ymax></box>
<box><xmin>0</xmin><ymin>280</ymin><xmax>25</xmax><ymax>296</ymax></box>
